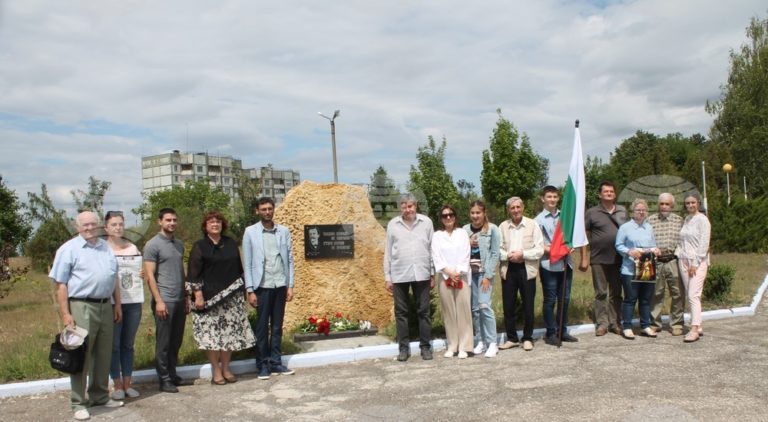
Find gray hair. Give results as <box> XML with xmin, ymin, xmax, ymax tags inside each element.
<box><xmin>505</xmin><ymin>196</ymin><xmax>523</xmax><ymax>208</ymax></box>
<box><xmin>631</xmin><ymin>198</ymin><xmax>648</xmax><ymax>211</ymax></box>
<box><xmin>398</xmin><ymin>193</ymin><xmax>418</xmax><ymax>205</ymax></box>
<box><xmin>658</xmin><ymin>192</ymin><xmax>675</xmax><ymax>204</ymax></box>
<box><xmin>75</xmin><ymin>211</ymin><xmax>99</xmax><ymax>227</ymax></box>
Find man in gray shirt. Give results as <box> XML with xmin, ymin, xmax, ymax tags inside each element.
<box><xmin>384</xmin><ymin>193</ymin><xmax>434</xmax><ymax>362</ymax></box>
<box><xmin>144</xmin><ymin>208</ymin><xmax>188</xmax><ymax>393</ymax></box>
<box><xmin>580</xmin><ymin>181</ymin><xmax>628</xmax><ymax>336</ymax></box>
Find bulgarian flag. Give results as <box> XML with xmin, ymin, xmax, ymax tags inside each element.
<box><xmin>549</xmin><ymin>120</ymin><xmax>589</xmax><ymax>263</ymax></box>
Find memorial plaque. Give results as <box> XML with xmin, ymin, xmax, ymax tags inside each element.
<box><xmin>304</xmin><ymin>224</ymin><xmax>354</xmax><ymax>259</ymax></box>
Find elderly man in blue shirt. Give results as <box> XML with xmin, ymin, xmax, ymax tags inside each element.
<box><xmin>243</xmin><ymin>197</ymin><xmax>296</xmax><ymax>381</ymax></box>
<box><xmin>50</xmin><ymin>211</ymin><xmax>124</xmax><ymax>421</ymax></box>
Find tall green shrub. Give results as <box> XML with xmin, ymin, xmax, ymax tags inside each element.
<box><xmin>704</xmin><ymin>263</ymin><xmax>735</xmax><ymax>303</ymax></box>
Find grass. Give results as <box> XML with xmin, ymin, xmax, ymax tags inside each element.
<box><xmin>1</xmin><ymin>254</ymin><xmax>765</xmax><ymax>383</ymax></box>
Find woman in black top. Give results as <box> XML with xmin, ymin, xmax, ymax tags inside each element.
<box><xmin>187</xmin><ymin>211</ymin><xmax>255</xmax><ymax>385</ymax></box>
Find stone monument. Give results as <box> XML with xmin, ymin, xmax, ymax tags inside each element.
<box><xmin>274</xmin><ymin>181</ymin><xmax>392</xmax><ymax>331</ymax></box>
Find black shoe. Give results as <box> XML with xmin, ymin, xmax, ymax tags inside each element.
<box><xmin>159</xmin><ymin>380</ymin><xmax>179</xmax><ymax>393</ymax></box>
<box><xmin>544</xmin><ymin>335</ymin><xmax>558</xmax><ymax>346</ymax></box>
<box><xmin>420</xmin><ymin>348</ymin><xmax>433</xmax><ymax>361</ymax></box>
<box><xmin>171</xmin><ymin>375</ymin><xmax>184</xmax><ymax>386</ymax></box>
<box><xmin>396</xmin><ymin>350</ymin><xmax>410</xmax><ymax>362</ymax></box>
<box><xmin>561</xmin><ymin>333</ymin><xmax>579</xmax><ymax>343</ymax></box>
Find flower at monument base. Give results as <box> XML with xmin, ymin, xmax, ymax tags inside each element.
<box><xmin>296</xmin><ymin>311</ymin><xmax>362</xmax><ymax>335</ymax></box>
<box><xmin>316</xmin><ymin>318</ymin><xmax>331</xmax><ymax>335</ymax></box>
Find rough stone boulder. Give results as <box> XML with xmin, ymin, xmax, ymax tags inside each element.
<box><xmin>274</xmin><ymin>181</ymin><xmax>392</xmax><ymax>331</ymax></box>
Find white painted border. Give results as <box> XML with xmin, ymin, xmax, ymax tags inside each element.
<box><xmin>2</xmin><ymin>274</ymin><xmax>766</xmax><ymax>399</ymax></box>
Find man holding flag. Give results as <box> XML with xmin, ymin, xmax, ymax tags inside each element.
<box><xmin>545</xmin><ymin>120</ymin><xmax>590</xmax><ymax>344</ymax></box>
<box><xmin>536</xmin><ymin>185</ymin><xmax>578</xmax><ymax>345</ymax></box>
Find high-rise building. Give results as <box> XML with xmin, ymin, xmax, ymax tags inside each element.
<box><xmin>258</xmin><ymin>166</ymin><xmax>301</xmax><ymax>205</ymax></box>
<box><xmin>141</xmin><ymin>151</ymin><xmax>301</xmax><ymax>205</ymax></box>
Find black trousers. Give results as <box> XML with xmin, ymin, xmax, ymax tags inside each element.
<box><xmin>152</xmin><ymin>299</ymin><xmax>186</xmax><ymax>382</ymax></box>
<box><xmin>502</xmin><ymin>263</ymin><xmax>536</xmax><ymax>342</ymax></box>
<box><xmin>392</xmin><ymin>280</ymin><xmax>432</xmax><ymax>352</ymax></box>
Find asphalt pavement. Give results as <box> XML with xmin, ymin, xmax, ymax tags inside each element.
<box><xmin>1</xmin><ymin>288</ymin><xmax>767</xmax><ymax>422</ymax></box>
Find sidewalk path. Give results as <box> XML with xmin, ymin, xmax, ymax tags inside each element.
<box><xmin>2</xmin><ymin>288</ymin><xmax>767</xmax><ymax>421</ymax></box>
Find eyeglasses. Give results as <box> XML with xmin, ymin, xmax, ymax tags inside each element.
<box><xmin>440</xmin><ymin>213</ymin><xmax>455</xmax><ymax>219</ymax></box>
<box><xmin>633</xmin><ymin>209</ymin><xmax>647</xmax><ymax>213</ymax></box>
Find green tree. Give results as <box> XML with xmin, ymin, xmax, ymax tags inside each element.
<box><xmin>368</xmin><ymin>165</ymin><xmax>401</xmax><ymax>227</ymax></box>
<box><xmin>133</xmin><ymin>179</ymin><xmax>232</xmax><ymax>247</ymax></box>
<box><xmin>408</xmin><ymin>136</ymin><xmax>461</xmax><ymax>222</ymax></box>
<box><xmin>23</xmin><ymin>184</ymin><xmax>73</xmax><ymax>271</ymax></box>
<box><xmin>604</xmin><ymin>130</ymin><xmax>677</xmax><ymax>190</ymax></box>
<box><xmin>70</xmin><ymin>176</ymin><xmax>112</xmax><ymax>219</ymax></box>
<box><xmin>0</xmin><ymin>176</ymin><xmax>32</xmax><ymax>254</ymax></box>
<box><xmin>480</xmin><ymin>110</ymin><xmax>549</xmax><ymax>211</ymax></box>
<box><xmin>584</xmin><ymin>155</ymin><xmax>608</xmax><ymax>209</ymax></box>
<box><xmin>706</xmin><ymin>14</ymin><xmax>768</xmax><ymax>197</ymax></box>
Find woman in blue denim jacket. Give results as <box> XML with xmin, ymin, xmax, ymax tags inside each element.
<box><xmin>463</xmin><ymin>201</ymin><xmax>501</xmax><ymax>357</ymax></box>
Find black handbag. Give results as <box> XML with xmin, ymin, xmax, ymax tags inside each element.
<box><xmin>49</xmin><ymin>334</ymin><xmax>87</xmax><ymax>374</ymax></box>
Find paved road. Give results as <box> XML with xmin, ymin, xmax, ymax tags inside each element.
<box><xmin>2</xmin><ymin>290</ymin><xmax>766</xmax><ymax>421</ymax></box>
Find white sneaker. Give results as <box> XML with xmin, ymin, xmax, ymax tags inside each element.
<box><xmin>457</xmin><ymin>351</ymin><xmax>468</xmax><ymax>359</ymax></box>
<box><xmin>111</xmin><ymin>389</ymin><xmax>125</xmax><ymax>400</ymax></box>
<box><xmin>74</xmin><ymin>409</ymin><xmax>90</xmax><ymax>421</ymax></box>
<box><xmin>125</xmin><ymin>387</ymin><xmax>140</xmax><ymax>398</ymax></box>
<box><xmin>443</xmin><ymin>350</ymin><xmax>454</xmax><ymax>358</ymax></box>
<box><xmin>473</xmin><ymin>342</ymin><xmax>485</xmax><ymax>354</ymax></box>
<box><xmin>484</xmin><ymin>343</ymin><xmax>499</xmax><ymax>358</ymax></box>
<box><xmin>523</xmin><ymin>340</ymin><xmax>534</xmax><ymax>351</ymax></box>
<box><xmin>102</xmin><ymin>399</ymin><xmax>124</xmax><ymax>408</ymax></box>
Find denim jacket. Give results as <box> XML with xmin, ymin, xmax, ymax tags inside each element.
<box><xmin>463</xmin><ymin>223</ymin><xmax>501</xmax><ymax>281</ymax></box>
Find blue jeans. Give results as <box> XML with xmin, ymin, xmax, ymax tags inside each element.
<box><xmin>471</xmin><ymin>272</ymin><xmax>496</xmax><ymax>345</ymax></box>
<box><xmin>253</xmin><ymin>287</ymin><xmax>287</xmax><ymax>369</ymax></box>
<box><xmin>540</xmin><ymin>266</ymin><xmax>573</xmax><ymax>337</ymax></box>
<box><xmin>110</xmin><ymin>303</ymin><xmax>142</xmax><ymax>380</ymax></box>
<box><xmin>621</xmin><ymin>275</ymin><xmax>654</xmax><ymax>329</ymax></box>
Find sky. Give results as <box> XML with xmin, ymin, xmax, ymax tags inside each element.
<box><xmin>0</xmin><ymin>1</ymin><xmax>764</xmax><ymax>223</ymax></box>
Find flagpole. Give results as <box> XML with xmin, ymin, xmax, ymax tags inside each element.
<box><xmin>557</xmin><ymin>118</ymin><xmax>579</xmax><ymax>348</ymax></box>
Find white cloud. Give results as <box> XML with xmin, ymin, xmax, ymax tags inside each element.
<box><xmin>0</xmin><ymin>0</ymin><xmax>764</xmax><ymax>221</ymax></box>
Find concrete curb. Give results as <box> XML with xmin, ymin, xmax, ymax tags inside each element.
<box><xmin>2</xmin><ymin>274</ymin><xmax>766</xmax><ymax>399</ymax></box>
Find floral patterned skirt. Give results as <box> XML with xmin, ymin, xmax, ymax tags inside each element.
<box><xmin>192</xmin><ymin>290</ymin><xmax>256</xmax><ymax>351</ymax></box>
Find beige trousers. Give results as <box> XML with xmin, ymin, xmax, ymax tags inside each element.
<box><xmin>679</xmin><ymin>259</ymin><xmax>708</xmax><ymax>327</ymax></box>
<box><xmin>438</xmin><ymin>274</ymin><xmax>474</xmax><ymax>353</ymax></box>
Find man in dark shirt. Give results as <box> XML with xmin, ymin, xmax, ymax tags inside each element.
<box><xmin>579</xmin><ymin>181</ymin><xmax>628</xmax><ymax>336</ymax></box>
<box><xmin>144</xmin><ymin>208</ymin><xmax>188</xmax><ymax>393</ymax></box>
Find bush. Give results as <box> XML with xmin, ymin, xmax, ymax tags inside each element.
<box><xmin>704</xmin><ymin>263</ymin><xmax>735</xmax><ymax>303</ymax></box>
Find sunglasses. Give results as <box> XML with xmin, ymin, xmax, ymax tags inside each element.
<box><xmin>441</xmin><ymin>212</ymin><xmax>455</xmax><ymax>218</ymax></box>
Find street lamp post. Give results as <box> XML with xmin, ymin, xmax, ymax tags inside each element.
<box><xmin>723</xmin><ymin>163</ymin><xmax>733</xmax><ymax>205</ymax></box>
<box><xmin>318</xmin><ymin>110</ymin><xmax>340</xmax><ymax>183</ymax></box>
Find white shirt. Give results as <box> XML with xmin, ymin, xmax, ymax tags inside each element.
<box><xmin>431</xmin><ymin>229</ymin><xmax>470</xmax><ymax>280</ymax></box>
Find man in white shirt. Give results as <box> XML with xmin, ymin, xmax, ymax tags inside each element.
<box><xmin>498</xmin><ymin>197</ymin><xmax>544</xmax><ymax>351</ymax></box>
<box><xmin>384</xmin><ymin>193</ymin><xmax>434</xmax><ymax>361</ymax></box>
